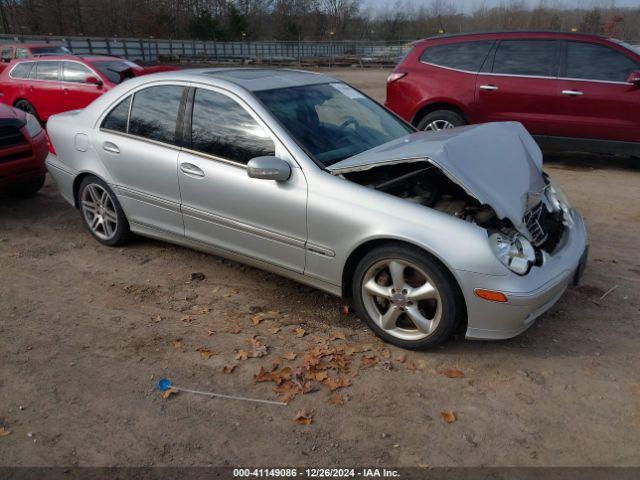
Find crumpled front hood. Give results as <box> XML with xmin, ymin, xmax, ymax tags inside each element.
<box><xmin>328</xmin><ymin>122</ymin><xmax>547</xmax><ymax>238</ymax></box>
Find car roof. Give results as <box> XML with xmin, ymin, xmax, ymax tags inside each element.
<box><xmin>415</xmin><ymin>30</ymin><xmax>611</xmax><ymax>45</ymax></box>
<box><xmin>152</xmin><ymin>68</ymin><xmax>336</xmax><ymax>92</ymax></box>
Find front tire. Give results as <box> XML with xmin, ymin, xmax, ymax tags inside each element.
<box><xmin>352</xmin><ymin>244</ymin><xmax>463</xmax><ymax>349</ymax></box>
<box><xmin>417</xmin><ymin>110</ymin><xmax>466</xmax><ymax>132</ymax></box>
<box><xmin>77</xmin><ymin>176</ymin><xmax>131</xmax><ymax>246</ymax></box>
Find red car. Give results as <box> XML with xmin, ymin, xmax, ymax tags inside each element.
<box><xmin>386</xmin><ymin>32</ymin><xmax>640</xmax><ymax>156</ymax></box>
<box><xmin>0</xmin><ymin>55</ymin><xmax>176</xmax><ymax>122</ymax></box>
<box><xmin>0</xmin><ymin>43</ymin><xmax>71</xmax><ymax>72</ymax></box>
<box><xmin>0</xmin><ymin>103</ymin><xmax>48</xmax><ymax>195</ymax></box>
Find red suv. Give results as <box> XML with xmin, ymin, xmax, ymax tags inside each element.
<box><xmin>0</xmin><ymin>103</ymin><xmax>48</xmax><ymax>196</ymax></box>
<box><xmin>386</xmin><ymin>32</ymin><xmax>640</xmax><ymax>156</ymax></box>
<box><xmin>0</xmin><ymin>55</ymin><xmax>176</xmax><ymax>122</ymax></box>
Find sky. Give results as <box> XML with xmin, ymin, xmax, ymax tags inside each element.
<box><xmin>362</xmin><ymin>0</ymin><xmax>639</xmax><ymax>14</ymax></box>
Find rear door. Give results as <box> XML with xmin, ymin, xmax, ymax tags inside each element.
<box><xmin>95</xmin><ymin>84</ymin><xmax>186</xmax><ymax>236</ymax></box>
<box><xmin>552</xmin><ymin>41</ymin><xmax>640</xmax><ymax>142</ymax></box>
<box><xmin>61</xmin><ymin>61</ymin><xmax>104</xmax><ymax>110</ymax></box>
<box><xmin>475</xmin><ymin>39</ymin><xmax>560</xmax><ymax>135</ymax></box>
<box><xmin>30</xmin><ymin>60</ymin><xmax>64</xmax><ymax>119</ymax></box>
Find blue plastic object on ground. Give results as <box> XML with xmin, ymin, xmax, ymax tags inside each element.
<box><xmin>157</xmin><ymin>378</ymin><xmax>173</xmax><ymax>391</ymax></box>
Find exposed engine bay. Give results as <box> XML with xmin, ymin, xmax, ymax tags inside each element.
<box><xmin>342</xmin><ymin>162</ymin><xmax>568</xmax><ymax>272</ymax></box>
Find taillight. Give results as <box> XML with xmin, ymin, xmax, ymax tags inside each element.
<box><xmin>387</xmin><ymin>72</ymin><xmax>407</xmax><ymax>83</ymax></box>
<box><xmin>45</xmin><ymin>130</ymin><xmax>56</xmax><ymax>155</ymax></box>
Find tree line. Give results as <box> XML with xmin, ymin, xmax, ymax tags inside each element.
<box><xmin>0</xmin><ymin>0</ymin><xmax>638</xmax><ymax>42</ymax></box>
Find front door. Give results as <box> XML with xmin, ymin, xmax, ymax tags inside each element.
<box><xmin>61</xmin><ymin>61</ymin><xmax>104</xmax><ymax>111</ymax></box>
<box><xmin>178</xmin><ymin>87</ymin><xmax>308</xmax><ymax>273</ymax></box>
<box><xmin>552</xmin><ymin>41</ymin><xmax>640</xmax><ymax>142</ymax></box>
<box><xmin>94</xmin><ymin>84</ymin><xmax>187</xmax><ymax>236</ymax></box>
<box><xmin>474</xmin><ymin>39</ymin><xmax>561</xmax><ymax>136</ymax></box>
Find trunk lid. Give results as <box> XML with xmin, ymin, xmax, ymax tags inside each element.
<box><xmin>328</xmin><ymin>122</ymin><xmax>548</xmax><ymax>238</ymax></box>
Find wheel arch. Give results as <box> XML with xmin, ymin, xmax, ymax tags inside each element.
<box><xmin>72</xmin><ymin>172</ymin><xmax>99</xmax><ymax>208</ymax></box>
<box><xmin>411</xmin><ymin>101</ymin><xmax>469</xmax><ymax>127</ymax></box>
<box><xmin>341</xmin><ymin>237</ymin><xmax>468</xmax><ymax>335</ymax></box>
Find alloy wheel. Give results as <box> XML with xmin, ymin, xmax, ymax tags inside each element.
<box><xmin>81</xmin><ymin>183</ymin><xmax>118</xmax><ymax>241</ymax></box>
<box><xmin>361</xmin><ymin>258</ymin><xmax>442</xmax><ymax>341</ymax></box>
<box><xmin>424</xmin><ymin>119</ymin><xmax>454</xmax><ymax>131</ymax></box>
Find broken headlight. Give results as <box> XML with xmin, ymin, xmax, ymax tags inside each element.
<box><xmin>546</xmin><ymin>179</ymin><xmax>574</xmax><ymax>227</ymax></box>
<box><xmin>490</xmin><ymin>232</ymin><xmax>536</xmax><ymax>275</ymax></box>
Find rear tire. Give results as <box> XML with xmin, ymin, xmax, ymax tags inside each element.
<box><xmin>352</xmin><ymin>244</ymin><xmax>463</xmax><ymax>349</ymax></box>
<box><xmin>77</xmin><ymin>176</ymin><xmax>132</xmax><ymax>246</ymax></box>
<box><xmin>417</xmin><ymin>110</ymin><xmax>466</xmax><ymax>132</ymax></box>
<box><xmin>14</xmin><ymin>99</ymin><xmax>39</xmax><ymax>121</ymax></box>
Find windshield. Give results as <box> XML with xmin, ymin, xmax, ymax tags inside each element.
<box><xmin>31</xmin><ymin>46</ymin><xmax>71</xmax><ymax>55</ymax></box>
<box><xmin>256</xmin><ymin>83</ymin><xmax>414</xmax><ymax>166</ymax></box>
<box><xmin>89</xmin><ymin>60</ymin><xmax>140</xmax><ymax>84</ymax></box>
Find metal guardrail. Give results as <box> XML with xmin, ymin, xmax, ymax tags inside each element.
<box><xmin>0</xmin><ymin>34</ymin><xmax>411</xmax><ymax>63</ymax></box>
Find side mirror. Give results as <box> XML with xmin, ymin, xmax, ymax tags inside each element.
<box><xmin>626</xmin><ymin>70</ymin><xmax>640</xmax><ymax>87</ymax></box>
<box><xmin>247</xmin><ymin>156</ymin><xmax>291</xmax><ymax>182</ymax></box>
<box><xmin>86</xmin><ymin>76</ymin><xmax>103</xmax><ymax>87</ymax></box>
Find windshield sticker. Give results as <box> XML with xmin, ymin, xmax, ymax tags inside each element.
<box><xmin>330</xmin><ymin>83</ymin><xmax>365</xmax><ymax>99</ymax></box>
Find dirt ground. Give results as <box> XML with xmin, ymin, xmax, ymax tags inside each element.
<box><xmin>1</xmin><ymin>68</ymin><xmax>640</xmax><ymax>469</ymax></box>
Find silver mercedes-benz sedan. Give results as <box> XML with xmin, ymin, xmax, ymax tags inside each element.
<box><xmin>45</xmin><ymin>68</ymin><xmax>588</xmax><ymax>349</ymax></box>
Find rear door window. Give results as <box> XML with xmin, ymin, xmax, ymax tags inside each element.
<box><xmin>565</xmin><ymin>41</ymin><xmax>639</xmax><ymax>82</ymax></box>
<box><xmin>420</xmin><ymin>41</ymin><xmax>494</xmax><ymax>72</ymax></box>
<box><xmin>492</xmin><ymin>40</ymin><xmax>559</xmax><ymax>77</ymax></box>
<box><xmin>101</xmin><ymin>96</ymin><xmax>131</xmax><ymax>133</ymax></box>
<box><xmin>128</xmin><ymin>85</ymin><xmax>185</xmax><ymax>145</ymax></box>
<box><xmin>34</xmin><ymin>61</ymin><xmax>60</xmax><ymax>81</ymax></box>
<box><xmin>10</xmin><ymin>62</ymin><xmax>34</xmax><ymax>79</ymax></box>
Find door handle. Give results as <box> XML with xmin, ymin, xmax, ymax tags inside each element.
<box><xmin>479</xmin><ymin>84</ymin><xmax>499</xmax><ymax>91</ymax></box>
<box><xmin>102</xmin><ymin>141</ymin><xmax>120</xmax><ymax>154</ymax></box>
<box><xmin>180</xmin><ymin>162</ymin><xmax>205</xmax><ymax>178</ymax></box>
<box><xmin>562</xmin><ymin>90</ymin><xmax>583</xmax><ymax>96</ymax></box>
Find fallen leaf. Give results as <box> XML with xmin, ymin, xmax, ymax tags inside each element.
<box><xmin>323</xmin><ymin>375</ymin><xmax>352</xmax><ymax>391</ymax></box>
<box><xmin>328</xmin><ymin>393</ymin><xmax>345</xmax><ymax>406</ymax></box>
<box><xmin>283</xmin><ymin>352</ymin><xmax>297</xmax><ymax>361</ymax></box>
<box><xmin>254</xmin><ymin>366</ymin><xmax>274</xmax><ymax>383</ymax></box>
<box><xmin>192</xmin><ymin>305</ymin><xmax>211</xmax><ymax>315</ymax></box>
<box><xmin>206</xmin><ymin>329</ymin><xmax>215</xmax><ymax>336</ymax></box>
<box><xmin>331</xmin><ymin>331</ymin><xmax>347</xmax><ymax>341</ymax></box>
<box><xmin>235</xmin><ymin>349</ymin><xmax>250</xmax><ymax>361</ymax></box>
<box><xmin>224</xmin><ymin>288</ymin><xmax>239</xmax><ymax>297</ymax></box>
<box><xmin>151</xmin><ymin>314</ymin><xmax>162</xmax><ymax>323</ymax></box>
<box><xmin>293</xmin><ymin>327</ymin><xmax>306</xmax><ymax>338</ymax></box>
<box><xmin>362</xmin><ymin>354</ymin><xmax>379</xmax><ymax>368</ymax></box>
<box><xmin>269</xmin><ymin>327</ymin><xmax>281</xmax><ymax>334</ymax></box>
<box><xmin>442</xmin><ymin>368</ymin><xmax>465</xmax><ymax>378</ymax></box>
<box><xmin>251</xmin><ymin>313</ymin><xmax>265</xmax><ymax>326</ymax></box>
<box><xmin>441</xmin><ymin>410</ymin><xmax>456</xmax><ymax>424</ymax></box>
<box><xmin>196</xmin><ymin>347</ymin><xmax>217</xmax><ymax>360</ymax></box>
<box><xmin>181</xmin><ymin>315</ymin><xmax>195</xmax><ymax>323</ymax></box>
<box><xmin>395</xmin><ymin>352</ymin><xmax>407</xmax><ymax>363</ymax></box>
<box><xmin>0</xmin><ymin>427</ymin><xmax>11</xmax><ymax>437</ymax></box>
<box><xmin>161</xmin><ymin>387</ymin><xmax>178</xmax><ymax>400</ymax></box>
<box><xmin>222</xmin><ymin>363</ymin><xmax>237</xmax><ymax>374</ymax></box>
<box><xmin>380</xmin><ymin>348</ymin><xmax>391</xmax><ymax>359</ymax></box>
<box><xmin>173</xmin><ymin>339</ymin><xmax>184</xmax><ymax>350</ymax></box>
<box><xmin>226</xmin><ymin>326</ymin><xmax>243</xmax><ymax>334</ymax></box>
<box><xmin>294</xmin><ymin>408</ymin><xmax>313</xmax><ymax>425</ymax></box>
<box><xmin>312</xmin><ymin>371</ymin><xmax>329</xmax><ymax>382</ymax></box>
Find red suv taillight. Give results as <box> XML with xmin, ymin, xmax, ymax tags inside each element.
<box><xmin>387</xmin><ymin>72</ymin><xmax>407</xmax><ymax>83</ymax></box>
<box><xmin>45</xmin><ymin>130</ymin><xmax>56</xmax><ymax>155</ymax></box>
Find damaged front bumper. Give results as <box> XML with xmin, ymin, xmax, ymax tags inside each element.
<box><xmin>459</xmin><ymin>209</ymin><xmax>588</xmax><ymax>341</ymax></box>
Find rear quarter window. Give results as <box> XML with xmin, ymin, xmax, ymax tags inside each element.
<box><xmin>419</xmin><ymin>41</ymin><xmax>494</xmax><ymax>72</ymax></box>
<box><xmin>10</xmin><ymin>62</ymin><xmax>34</xmax><ymax>79</ymax></box>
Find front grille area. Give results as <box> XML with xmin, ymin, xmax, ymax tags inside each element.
<box><xmin>523</xmin><ymin>202</ymin><xmax>548</xmax><ymax>246</ymax></box>
<box><xmin>0</xmin><ymin>125</ymin><xmax>27</xmax><ymax>149</ymax></box>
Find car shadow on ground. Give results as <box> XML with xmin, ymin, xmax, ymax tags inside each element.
<box><xmin>543</xmin><ymin>150</ymin><xmax>640</xmax><ymax>171</ymax></box>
